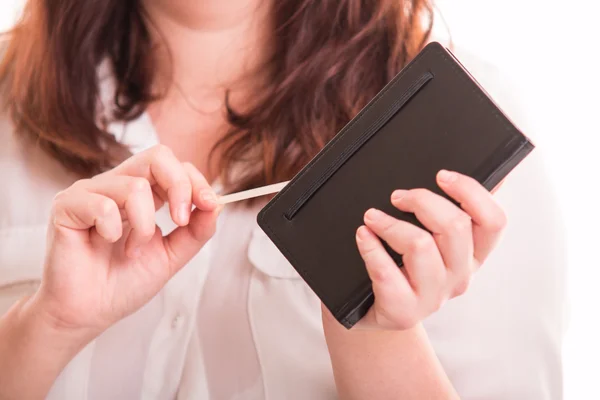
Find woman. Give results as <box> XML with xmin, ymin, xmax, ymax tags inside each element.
<box><xmin>0</xmin><ymin>0</ymin><xmax>565</xmax><ymax>399</ymax></box>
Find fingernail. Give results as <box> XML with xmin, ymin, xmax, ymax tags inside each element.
<box><xmin>391</xmin><ymin>189</ymin><xmax>407</xmax><ymax>202</ymax></box>
<box><xmin>356</xmin><ymin>226</ymin><xmax>372</xmax><ymax>242</ymax></box>
<box><xmin>200</xmin><ymin>190</ymin><xmax>218</xmax><ymax>206</ymax></box>
<box><xmin>365</xmin><ymin>208</ymin><xmax>385</xmax><ymax>223</ymax></box>
<box><xmin>178</xmin><ymin>204</ymin><xmax>189</xmax><ymax>224</ymax></box>
<box><xmin>438</xmin><ymin>169</ymin><xmax>457</xmax><ymax>184</ymax></box>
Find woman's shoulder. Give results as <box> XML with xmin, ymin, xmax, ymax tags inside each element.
<box><xmin>447</xmin><ymin>46</ymin><xmax>560</xmax><ymax>203</ymax></box>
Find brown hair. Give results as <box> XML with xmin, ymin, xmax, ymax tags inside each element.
<box><xmin>0</xmin><ymin>0</ymin><xmax>433</xmax><ymax>193</ymax></box>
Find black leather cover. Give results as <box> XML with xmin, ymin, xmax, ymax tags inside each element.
<box><xmin>257</xmin><ymin>42</ymin><xmax>534</xmax><ymax>328</ymax></box>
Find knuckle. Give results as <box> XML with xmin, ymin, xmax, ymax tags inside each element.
<box><xmin>432</xmin><ymin>298</ymin><xmax>446</xmax><ymax>313</ymax></box>
<box><xmin>50</xmin><ymin>204</ymin><xmax>64</xmax><ymax>225</ymax></box>
<box><xmin>51</xmin><ymin>189</ymin><xmax>74</xmax><ymax>218</ymax></box>
<box><xmin>486</xmin><ymin>209</ymin><xmax>508</xmax><ymax>233</ymax></box>
<box><xmin>129</xmin><ymin>177</ymin><xmax>151</xmax><ymax>194</ymax></box>
<box><xmin>367</xmin><ymin>260</ymin><xmax>389</xmax><ymax>282</ymax></box>
<box><xmin>427</xmin><ymin>291</ymin><xmax>448</xmax><ymax>314</ymax></box>
<box><xmin>378</xmin><ymin>217</ymin><xmax>397</xmax><ymax>236</ymax></box>
<box><xmin>453</xmin><ymin>274</ymin><xmax>472</xmax><ymax>297</ymax></box>
<box><xmin>152</xmin><ymin>144</ymin><xmax>174</xmax><ymax>161</ymax></box>
<box><xmin>140</xmin><ymin>224</ymin><xmax>157</xmax><ymax>239</ymax></box>
<box><xmin>447</xmin><ymin>212</ymin><xmax>472</xmax><ymax>234</ymax></box>
<box><xmin>71</xmin><ymin>178</ymin><xmax>92</xmax><ymax>190</ymax></box>
<box><xmin>357</xmin><ymin>231</ymin><xmax>379</xmax><ymax>254</ymax></box>
<box><xmin>394</xmin><ymin>313</ymin><xmax>418</xmax><ymax>330</ymax></box>
<box><xmin>51</xmin><ymin>189</ymin><xmax>68</xmax><ymax>208</ymax></box>
<box><xmin>408</xmin><ymin>233</ymin><xmax>435</xmax><ymax>253</ymax></box>
<box><xmin>362</xmin><ymin>243</ymin><xmax>379</xmax><ymax>258</ymax></box>
<box><xmin>98</xmin><ymin>198</ymin><xmax>117</xmax><ymax>218</ymax></box>
<box><xmin>169</xmin><ymin>179</ymin><xmax>193</xmax><ymax>199</ymax></box>
<box><xmin>133</xmin><ymin>222</ymin><xmax>156</xmax><ymax>241</ymax></box>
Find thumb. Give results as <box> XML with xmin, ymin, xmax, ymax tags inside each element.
<box><xmin>162</xmin><ymin>208</ymin><xmax>219</xmax><ymax>276</ymax></box>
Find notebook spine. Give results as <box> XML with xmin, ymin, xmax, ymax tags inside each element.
<box><xmin>479</xmin><ymin>137</ymin><xmax>535</xmax><ymax>191</ymax></box>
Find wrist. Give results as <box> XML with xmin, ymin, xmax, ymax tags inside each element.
<box><xmin>321</xmin><ymin>302</ymin><xmax>422</xmax><ymax>337</ymax></box>
<box><xmin>320</xmin><ymin>303</ymin><xmax>458</xmax><ymax>400</ymax></box>
<box><xmin>0</xmin><ymin>293</ymin><xmax>93</xmax><ymax>399</ymax></box>
<box><xmin>22</xmin><ymin>292</ymin><xmax>98</xmax><ymax>353</ymax></box>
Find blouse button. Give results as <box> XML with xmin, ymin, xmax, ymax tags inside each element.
<box><xmin>171</xmin><ymin>313</ymin><xmax>183</xmax><ymax>329</ymax></box>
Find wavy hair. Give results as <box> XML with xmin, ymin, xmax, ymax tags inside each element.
<box><xmin>0</xmin><ymin>0</ymin><xmax>433</xmax><ymax>193</ymax></box>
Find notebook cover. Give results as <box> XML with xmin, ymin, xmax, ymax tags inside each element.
<box><xmin>257</xmin><ymin>41</ymin><xmax>534</xmax><ymax>329</ymax></box>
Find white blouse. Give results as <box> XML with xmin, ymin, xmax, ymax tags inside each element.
<box><xmin>0</xmin><ymin>49</ymin><xmax>566</xmax><ymax>400</ymax></box>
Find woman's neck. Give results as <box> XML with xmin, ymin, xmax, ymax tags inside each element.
<box><xmin>141</xmin><ymin>0</ymin><xmax>272</xmax><ymax>180</ymax></box>
<box><xmin>143</xmin><ymin>0</ymin><xmax>272</xmax><ymax>93</ymax></box>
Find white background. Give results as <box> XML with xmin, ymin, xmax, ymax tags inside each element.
<box><xmin>433</xmin><ymin>1</ymin><xmax>600</xmax><ymax>399</ymax></box>
<box><xmin>2</xmin><ymin>0</ymin><xmax>600</xmax><ymax>398</ymax></box>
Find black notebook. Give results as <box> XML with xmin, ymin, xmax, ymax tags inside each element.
<box><xmin>257</xmin><ymin>42</ymin><xmax>534</xmax><ymax>328</ymax></box>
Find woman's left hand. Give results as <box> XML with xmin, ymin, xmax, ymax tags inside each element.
<box><xmin>354</xmin><ymin>169</ymin><xmax>507</xmax><ymax>330</ymax></box>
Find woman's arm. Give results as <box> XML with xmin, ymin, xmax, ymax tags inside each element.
<box><xmin>324</xmin><ymin>170</ymin><xmax>507</xmax><ymax>399</ymax></box>
<box><xmin>323</xmin><ymin>310</ymin><xmax>458</xmax><ymax>400</ymax></box>
<box><xmin>0</xmin><ymin>145</ymin><xmax>219</xmax><ymax>399</ymax></box>
<box><xmin>0</xmin><ymin>295</ymin><xmax>89</xmax><ymax>399</ymax></box>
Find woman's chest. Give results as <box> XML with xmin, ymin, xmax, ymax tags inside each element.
<box><xmin>178</xmin><ymin>205</ymin><xmax>336</xmax><ymax>400</ymax></box>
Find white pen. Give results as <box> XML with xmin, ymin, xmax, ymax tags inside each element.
<box><xmin>217</xmin><ymin>181</ymin><xmax>290</xmax><ymax>205</ymax></box>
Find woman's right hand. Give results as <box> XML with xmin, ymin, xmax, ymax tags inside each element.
<box><xmin>31</xmin><ymin>144</ymin><xmax>219</xmax><ymax>342</ymax></box>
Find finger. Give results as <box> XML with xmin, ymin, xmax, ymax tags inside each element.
<box><xmin>436</xmin><ymin>170</ymin><xmax>507</xmax><ymax>263</ymax></box>
<box><xmin>391</xmin><ymin>188</ymin><xmax>474</xmax><ymax>296</ymax></box>
<box><xmin>363</xmin><ymin>208</ymin><xmax>447</xmax><ymax>310</ymax></box>
<box><xmin>151</xmin><ymin>184</ymin><xmax>167</xmax><ymax>211</ymax></box>
<box><xmin>162</xmin><ymin>208</ymin><xmax>218</xmax><ymax>276</ymax></box>
<box><xmin>118</xmin><ymin>184</ymin><xmax>166</xmax><ymax>215</ymax></box>
<box><xmin>182</xmin><ymin>162</ymin><xmax>218</xmax><ymax>211</ymax></box>
<box><xmin>51</xmin><ymin>189</ymin><xmax>122</xmax><ymax>243</ymax></box>
<box><xmin>82</xmin><ymin>176</ymin><xmax>156</xmax><ymax>256</ymax></box>
<box><xmin>112</xmin><ymin>145</ymin><xmax>192</xmax><ymax>226</ymax></box>
<box><xmin>355</xmin><ymin>226</ymin><xmax>417</xmax><ymax>330</ymax></box>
